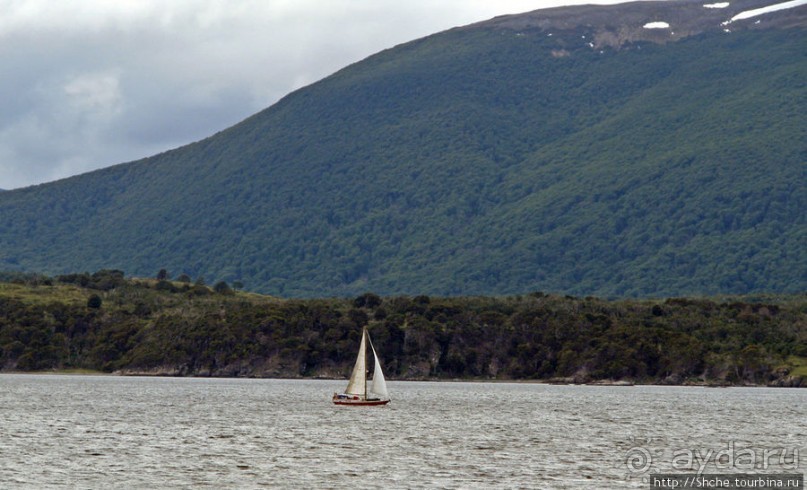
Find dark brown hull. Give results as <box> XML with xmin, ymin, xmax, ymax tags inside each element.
<box><xmin>332</xmin><ymin>397</ymin><xmax>390</xmax><ymax>406</ymax></box>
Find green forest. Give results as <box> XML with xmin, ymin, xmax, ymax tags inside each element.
<box><xmin>1</xmin><ymin>271</ymin><xmax>805</xmax><ymax>387</ymax></box>
<box><xmin>0</xmin><ymin>23</ymin><xmax>804</xmax><ymax>298</ymax></box>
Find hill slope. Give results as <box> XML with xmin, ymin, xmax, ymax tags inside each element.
<box><xmin>0</xmin><ymin>0</ymin><xmax>805</xmax><ymax>297</ymax></box>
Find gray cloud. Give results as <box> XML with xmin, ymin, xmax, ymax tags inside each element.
<box><xmin>0</xmin><ymin>0</ymin><xmax>622</xmax><ymax>189</ymax></box>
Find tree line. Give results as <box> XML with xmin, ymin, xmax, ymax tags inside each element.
<box><xmin>0</xmin><ymin>271</ymin><xmax>804</xmax><ymax>386</ymax></box>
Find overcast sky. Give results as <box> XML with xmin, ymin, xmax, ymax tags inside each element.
<box><xmin>0</xmin><ymin>0</ymin><xmax>625</xmax><ymax>189</ymax></box>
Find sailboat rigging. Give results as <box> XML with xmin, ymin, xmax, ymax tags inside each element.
<box><xmin>332</xmin><ymin>327</ymin><xmax>390</xmax><ymax>406</ymax></box>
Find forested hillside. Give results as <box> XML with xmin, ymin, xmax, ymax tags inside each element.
<box><xmin>1</xmin><ymin>272</ymin><xmax>805</xmax><ymax>386</ymax></box>
<box><xmin>0</xmin><ymin>1</ymin><xmax>804</xmax><ymax>298</ymax></box>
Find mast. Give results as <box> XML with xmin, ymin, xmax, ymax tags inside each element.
<box><xmin>363</xmin><ymin>328</ymin><xmax>367</xmax><ymax>400</ymax></box>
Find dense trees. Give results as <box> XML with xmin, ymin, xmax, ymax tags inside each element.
<box><xmin>0</xmin><ymin>272</ymin><xmax>804</xmax><ymax>386</ymax></box>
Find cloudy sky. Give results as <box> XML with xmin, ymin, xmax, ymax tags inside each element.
<box><xmin>0</xmin><ymin>0</ymin><xmax>625</xmax><ymax>189</ymax></box>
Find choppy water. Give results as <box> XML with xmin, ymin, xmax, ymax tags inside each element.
<box><xmin>0</xmin><ymin>375</ymin><xmax>804</xmax><ymax>489</ymax></box>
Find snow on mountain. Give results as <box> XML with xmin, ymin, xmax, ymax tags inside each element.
<box><xmin>730</xmin><ymin>0</ymin><xmax>807</xmax><ymax>21</ymax></box>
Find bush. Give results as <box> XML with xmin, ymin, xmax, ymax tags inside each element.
<box><xmin>213</xmin><ymin>281</ymin><xmax>233</xmax><ymax>295</ymax></box>
<box><xmin>87</xmin><ymin>294</ymin><xmax>103</xmax><ymax>309</ymax></box>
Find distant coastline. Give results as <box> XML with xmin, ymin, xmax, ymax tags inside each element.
<box><xmin>4</xmin><ymin>370</ymin><xmax>802</xmax><ymax>389</ymax></box>
<box><xmin>1</xmin><ymin>271</ymin><xmax>805</xmax><ymax>388</ymax></box>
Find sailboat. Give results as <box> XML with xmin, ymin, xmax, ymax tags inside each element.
<box><xmin>332</xmin><ymin>327</ymin><xmax>390</xmax><ymax>406</ymax></box>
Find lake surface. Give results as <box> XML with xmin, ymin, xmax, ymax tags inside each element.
<box><xmin>0</xmin><ymin>375</ymin><xmax>804</xmax><ymax>489</ymax></box>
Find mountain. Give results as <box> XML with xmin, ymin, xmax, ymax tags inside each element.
<box><xmin>0</xmin><ymin>0</ymin><xmax>805</xmax><ymax>297</ymax></box>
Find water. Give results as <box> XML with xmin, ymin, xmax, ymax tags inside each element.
<box><xmin>0</xmin><ymin>375</ymin><xmax>804</xmax><ymax>489</ymax></box>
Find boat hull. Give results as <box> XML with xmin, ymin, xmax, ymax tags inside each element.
<box><xmin>332</xmin><ymin>396</ymin><xmax>389</xmax><ymax>406</ymax></box>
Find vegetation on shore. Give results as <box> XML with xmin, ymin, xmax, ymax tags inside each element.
<box><xmin>1</xmin><ymin>270</ymin><xmax>804</xmax><ymax>387</ymax></box>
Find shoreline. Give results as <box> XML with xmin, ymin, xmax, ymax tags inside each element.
<box><xmin>3</xmin><ymin>368</ymin><xmax>109</xmax><ymax>376</ymax></box>
<box><xmin>2</xmin><ymin>370</ymin><xmax>801</xmax><ymax>388</ymax></box>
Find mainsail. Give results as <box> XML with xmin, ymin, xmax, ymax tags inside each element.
<box><xmin>344</xmin><ymin>329</ymin><xmax>367</xmax><ymax>396</ymax></box>
<box><xmin>369</xmin><ymin>342</ymin><xmax>389</xmax><ymax>400</ymax></box>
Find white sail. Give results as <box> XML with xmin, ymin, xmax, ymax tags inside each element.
<box><xmin>367</xmin><ymin>333</ymin><xmax>389</xmax><ymax>400</ymax></box>
<box><xmin>370</xmin><ymin>344</ymin><xmax>389</xmax><ymax>400</ymax></box>
<box><xmin>344</xmin><ymin>329</ymin><xmax>367</xmax><ymax>396</ymax></box>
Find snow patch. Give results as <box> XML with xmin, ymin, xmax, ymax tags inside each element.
<box><xmin>730</xmin><ymin>0</ymin><xmax>807</xmax><ymax>21</ymax></box>
<box><xmin>643</xmin><ymin>21</ymin><xmax>671</xmax><ymax>29</ymax></box>
<box><xmin>703</xmin><ymin>2</ymin><xmax>730</xmax><ymax>8</ymax></box>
